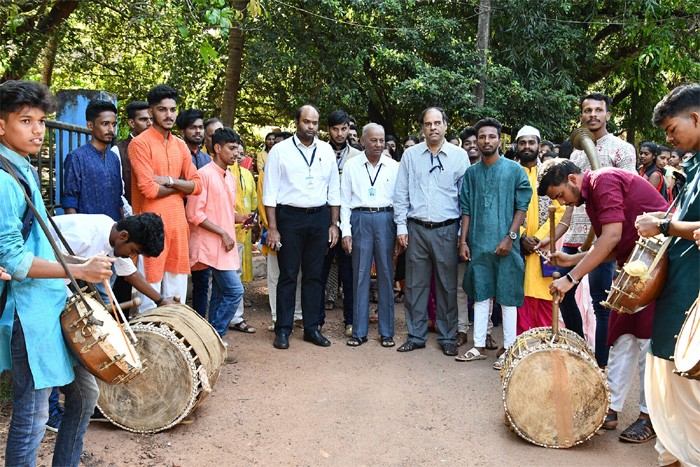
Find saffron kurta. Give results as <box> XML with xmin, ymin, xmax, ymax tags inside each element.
<box><xmin>521</xmin><ymin>164</ymin><xmax>565</xmax><ymax>300</ymax></box>
<box><xmin>128</xmin><ymin>126</ymin><xmax>201</xmax><ymax>283</ymax></box>
<box><xmin>460</xmin><ymin>157</ymin><xmax>532</xmax><ymax>305</ymax></box>
<box><xmin>229</xmin><ymin>162</ymin><xmax>257</xmax><ymax>282</ymax></box>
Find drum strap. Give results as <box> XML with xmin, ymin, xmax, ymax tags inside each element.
<box><xmin>0</xmin><ymin>158</ymin><xmax>39</xmax><ymax>319</ymax></box>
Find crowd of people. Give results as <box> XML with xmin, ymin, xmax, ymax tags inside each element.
<box><xmin>0</xmin><ymin>78</ymin><xmax>698</xmax><ymax>466</ymax></box>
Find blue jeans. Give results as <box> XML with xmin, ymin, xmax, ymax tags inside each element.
<box><xmin>208</xmin><ymin>268</ymin><xmax>243</xmax><ymax>336</ymax></box>
<box><xmin>191</xmin><ymin>268</ymin><xmax>212</xmax><ymax>318</ymax></box>
<box><xmin>6</xmin><ymin>313</ymin><xmax>99</xmax><ymax>467</ymax></box>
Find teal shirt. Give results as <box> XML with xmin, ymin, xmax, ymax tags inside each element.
<box><xmin>460</xmin><ymin>157</ymin><xmax>532</xmax><ymax>305</ymax></box>
<box><xmin>0</xmin><ymin>144</ymin><xmax>75</xmax><ymax>389</ymax></box>
<box><xmin>651</xmin><ymin>151</ymin><xmax>700</xmax><ymax>360</ymax></box>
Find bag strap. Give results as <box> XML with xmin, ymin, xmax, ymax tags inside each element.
<box><xmin>0</xmin><ymin>158</ymin><xmax>38</xmax><ymax>241</ymax></box>
<box><xmin>0</xmin><ymin>157</ymin><xmax>39</xmax><ymax>318</ymax></box>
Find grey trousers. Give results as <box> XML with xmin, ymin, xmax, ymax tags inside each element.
<box><xmin>404</xmin><ymin>220</ymin><xmax>458</xmax><ymax>345</ymax></box>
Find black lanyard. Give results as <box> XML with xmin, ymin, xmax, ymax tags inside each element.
<box><xmin>365</xmin><ymin>162</ymin><xmax>383</xmax><ymax>187</ymax></box>
<box><xmin>293</xmin><ymin>136</ymin><xmax>316</xmax><ymax>168</ymax></box>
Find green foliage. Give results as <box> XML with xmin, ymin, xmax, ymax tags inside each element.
<box><xmin>1</xmin><ymin>0</ymin><xmax>697</xmax><ymax>145</ymax></box>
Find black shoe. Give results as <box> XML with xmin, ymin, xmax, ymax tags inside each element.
<box><xmin>303</xmin><ymin>330</ymin><xmax>331</xmax><ymax>347</ymax></box>
<box><xmin>396</xmin><ymin>341</ymin><xmax>426</xmax><ymax>352</ymax></box>
<box><xmin>273</xmin><ymin>334</ymin><xmax>289</xmax><ymax>349</ymax></box>
<box><xmin>442</xmin><ymin>343</ymin><xmax>458</xmax><ymax>356</ymax></box>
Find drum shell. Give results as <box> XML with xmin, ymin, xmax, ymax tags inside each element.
<box><xmin>60</xmin><ymin>293</ymin><xmax>139</xmax><ymax>384</ymax></box>
<box><xmin>96</xmin><ymin>304</ymin><xmax>226</xmax><ymax>433</ymax></box>
<box><xmin>674</xmin><ymin>294</ymin><xmax>700</xmax><ymax>380</ymax></box>
<box><xmin>502</xmin><ymin>327</ymin><xmax>610</xmax><ymax>448</ymax></box>
<box><xmin>603</xmin><ymin>238</ymin><xmax>668</xmax><ymax>314</ymax></box>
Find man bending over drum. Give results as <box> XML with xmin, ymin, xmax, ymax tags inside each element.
<box><xmin>50</xmin><ymin>212</ymin><xmax>178</xmax><ymax>317</ymax></box>
<box><xmin>635</xmin><ymin>83</ymin><xmax>700</xmax><ymax>465</ymax></box>
<box><xmin>540</xmin><ymin>159</ymin><xmax>668</xmax><ymax>444</ymax></box>
<box><xmin>0</xmin><ymin>80</ymin><xmax>114</xmax><ymax>466</ymax></box>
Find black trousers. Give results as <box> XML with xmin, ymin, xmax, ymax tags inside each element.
<box><xmin>274</xmin><ymin>205</ymin><xmax>329</xmax><ymax>336</ymax></box>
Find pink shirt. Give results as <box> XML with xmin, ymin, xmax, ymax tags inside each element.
<box><xmin>186</xmin><ymin>162</ymin><xmax>240</xmax><ymax>271</ymax></box>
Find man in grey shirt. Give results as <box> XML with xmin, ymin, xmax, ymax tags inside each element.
<box><xmin>394</xmin><ymin>107</ymin><xmax>470</xmax><ymax>356</ymax></box>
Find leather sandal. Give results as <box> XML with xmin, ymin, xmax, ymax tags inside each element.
<box><xmin>455</xmin><ymin>347</ymin><xmax>486</xmax><ymax>362</ymax></box>
<box><xmin>619</xmin><ymin>417</ymin><xmax>656</xmax><ymax>443</ymax></box>
<box><xmin>347</xmin><ymin>337</ymin><xmax>368</xmax><ymax>347</ymax></box>
<box><xmin>380</xmin><ymin>337</ymin><xmax>395</xmax><ymax>347</ymax></box>
<box><xmin>602</xmin><ymin>411</ymin><xmax>618</xmax><ymax>430</ymax></box>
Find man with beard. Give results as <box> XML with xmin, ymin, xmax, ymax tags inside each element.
<box><xmin>514</xmin><ymin>126</ymin><xmax>565</xmax><ymax>333</ymax></box>
<box><xmin>111</xmin><ymin>101</ymin><xmax>152</xmax><ymax>209</ymax></box>
<box><xmin>320</xmin><ymin>110</ymin><xmax>359</xmax><ymax>336</ymax></box>
<box><xmin>63</xmin><ymin>99</ymin><xmax>124</xmax><ymax>221</ymax></box>
<box><xmin>556</xmin><ymin>93</ymin><xmax>636</xmax><ymax>367</ymax></box>
<box><xmin>176</xmin><ymin>109</ymin><xmax>210</xmax><ymax>169</ymax></box>
<box><xmin>636</xmin><ymin>83</ymin><xmax>700</xmax><ymax>464</ymax></box>
<box><xmin>394</xmin><ymin>107</ymin><xmax>470</xmax><ymax>356</ymax></box>
<box><xmin>456</xmin><ymin>118</ymin><xmax>531</xmax><ymax>367</ymax></box>
<box><xmin>129</xmin><ymin>84</ymin><xmax>201</xmax><ymax>311</ymax></box>
<box><xmin>262</xmin><ymin>105</ymin><xmax>340</xmax><ymax>349</ymax></box>
<box><xmin>543</xmin><ymin>158</ymin><xmax>668</xmax><ymax>445</ymax></box>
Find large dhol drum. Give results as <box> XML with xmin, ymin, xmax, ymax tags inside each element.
<box><xmin>674</xmin><ymin>293</ymin><xmax>700</xmax><ymax>380</ymax></box>
<box><xmin>96</xmin><ymin>304</ymin><xmax>226</xmax><ymax>433</ymax></box>
<box><xmin>61</xmin><ymin>291</ymin><xmax>142</xmax><ymax>384</ymax></box>
<box><xmin>601</xmin><ymin>236</ymin><xmax>668</xmax><ymax>314</ymax></box>
<box><xmin>501</xmin><ymin>327</ymin><xmax>609</xmax><ymax>448</ymax></box>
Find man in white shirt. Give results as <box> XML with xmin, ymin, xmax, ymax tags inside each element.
<box><xmin>50</xmin><ymin>212</ymin><xmax>177</xmax><ymax>315</ymax></box>
<box><xmin>262</xmin><ymin>105</ymin><xmax>341</xmax><ymax>349</ymax></box>
<box><xmin>340</xmin><ymin>123</ymin><xmax>399</xmax><ymax>347</ymax></box>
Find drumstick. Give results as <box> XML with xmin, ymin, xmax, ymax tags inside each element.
<box><xmin>548</xmin><ymin>206</ymin><xmax>557</xmax><ymax>266</ymax></box>
<box><xmin>104</xmin><ymin>280</ymin><xmax>138</xmax><ymax>347</ymax></box>
<box><xmin>118</xmin><ymin>297</ymin><xmax>142</xmax><ymax>311</ymax></box>
<box><xmin>551</xmin><ymin>272</ymin><xmax>561</xmax><ymax>336</ymax></box>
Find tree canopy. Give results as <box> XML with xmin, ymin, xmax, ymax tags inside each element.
<box><xmin>1</xmin><ymin>0</ymin><xmax>698</xmax><ymax>144</ymax></box>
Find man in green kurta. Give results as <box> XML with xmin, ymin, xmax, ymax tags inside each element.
<box><xmin>457</xmin><ymin>118</ymin><xmax>532</xmax><ymax>368</ymax></box>
<box><xmin>634</xmin><ymin>83</ymin><xmax>700</xmax><ymax>465</ymax></box>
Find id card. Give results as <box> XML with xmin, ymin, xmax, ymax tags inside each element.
<box><xmin>368</xmin><ymin>187</ymin><xmax>376</xmax><ymax>199</ymax></box>
<box><xmin>306</xmin><ymin>175</ymin><xmax>315</xmax><ymax>190</ymax></box>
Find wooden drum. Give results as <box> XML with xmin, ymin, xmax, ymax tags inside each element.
<box><xmin>61</xmin><ymin>291</ymin><xmax>141</xmax><ymax>384</ymax></box>
<box><xmin>674</xmin><ymin>293</ymin><xmax>700</xmax><ymax>380</ymax></box>
<box><xmin>501</xmin><ymin>327</ymin><xmax>609</xmax><ymax>448</ymax></box>
<box><xmin>601</xmin><ymin>236</ymin><xmax>668</xmax><ymax>314</ymax></box>
<box><xmin>96</xmin><ymin>304</ymin><xmax>226</xmax><ymax>433</ymax></box>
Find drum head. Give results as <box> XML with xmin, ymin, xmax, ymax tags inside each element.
<box><xmin>675</xmin><ymin>296</ymin><xmax>700</xmax><ymax>374</ymax></box>
<box><xmin>97</xmin><ymin>326</ymin><xmax>195</xmax><ymax>433</ymax></box>
<box><xmin>504</xmin><ymin>347</ymin><xmax>608</xmax><ymax>448</ymax></box>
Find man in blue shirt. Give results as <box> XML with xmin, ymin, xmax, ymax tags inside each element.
<box><xmin>176</xmin><ymin>108</ymin><xmax>211</xmax><ymax>169</ymax></box>
<box><xmin>0</xmin><ymin>80</ymin><xmax>113</xmax><ymax>466</ymax></box>
<box><xmin>63</xmin><ymin>99</ymin><xmax>124</xmax><ymax>221</ymax></box>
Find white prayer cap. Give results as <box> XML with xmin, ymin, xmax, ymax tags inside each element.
<box><xmin>515</xmin><ymin>125</ymin><xmax>541</xmax><ymax>141</ymax></box>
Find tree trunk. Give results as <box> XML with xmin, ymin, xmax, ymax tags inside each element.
<box><xmin>1</xmin><ymin>0</ymin><xmax>78</xmax><ymax>82</ymax></box>
<box><xmin>221</xmin><ymin>0</ymin><xmax>248</xmax><ymax>127</ymax></box>
<box><xmin>40</xmin><ymin>28</ymin><xmax>61</xmax><ymax>86</ymax></box>
<box><xmin>475</xmin><ymin>0</ymin><xmax>491</xmax><ymax>108</ymax></box>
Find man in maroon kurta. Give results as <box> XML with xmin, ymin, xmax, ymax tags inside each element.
<box><xmin>539</xmin><ymin>159</ymin><xmax>668</xmax><ymax>444</ymax></box>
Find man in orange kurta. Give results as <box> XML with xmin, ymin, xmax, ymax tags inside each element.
<box><xmin>128</xmin><ymin>84</ymin><xmax>201</xmax><ymax>311</ymax></box>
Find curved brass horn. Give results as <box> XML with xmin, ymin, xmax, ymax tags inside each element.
<box><xmin>569</xmin><ymin>127</ymin><xmax>599</xmax><ymax>171</ymax></box>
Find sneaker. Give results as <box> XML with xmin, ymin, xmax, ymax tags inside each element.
<box><xmin>344</xmin><ymin>324</ymin><xmax>353</xmax><ymax>337</ymax></box>
<box><xmin>46</xmin><ymin>409</ymin><xmax>63</xmax><ymax>433</ymax></box>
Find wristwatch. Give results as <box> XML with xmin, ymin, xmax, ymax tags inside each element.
<box><xmin>658</xmin><ymin>219</ymin><xmax>671</xmax><ymax>236</ymax></box>
<box><xmin>508</xmin><ymin>231</ymin><xmax>517</xmax><ymax>240</ymax></box>
<box><xmin>565</xmin><ymin>273</ymin><xmax>580</xmax><ymax>285</ymax></box>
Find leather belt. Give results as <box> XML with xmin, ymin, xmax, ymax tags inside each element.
<box><xmin>279</xmin><ymin>204</ymin><xmax>326</xmax><ymax>213</ymax></box>
<box><xmin>409</xmin><ymin>218</ymin><xmax>458</xmax><ymax>229</ymax></box>
<box><xmin>353</xmin><ymin>207</ymin><xmax>394</xmax><ymax>213</ymax></box>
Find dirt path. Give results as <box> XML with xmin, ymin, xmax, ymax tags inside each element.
<box><xmin>1</xmin><ymin>277</ymin><xmax>657</xmax><ymax>466</ymax></box>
